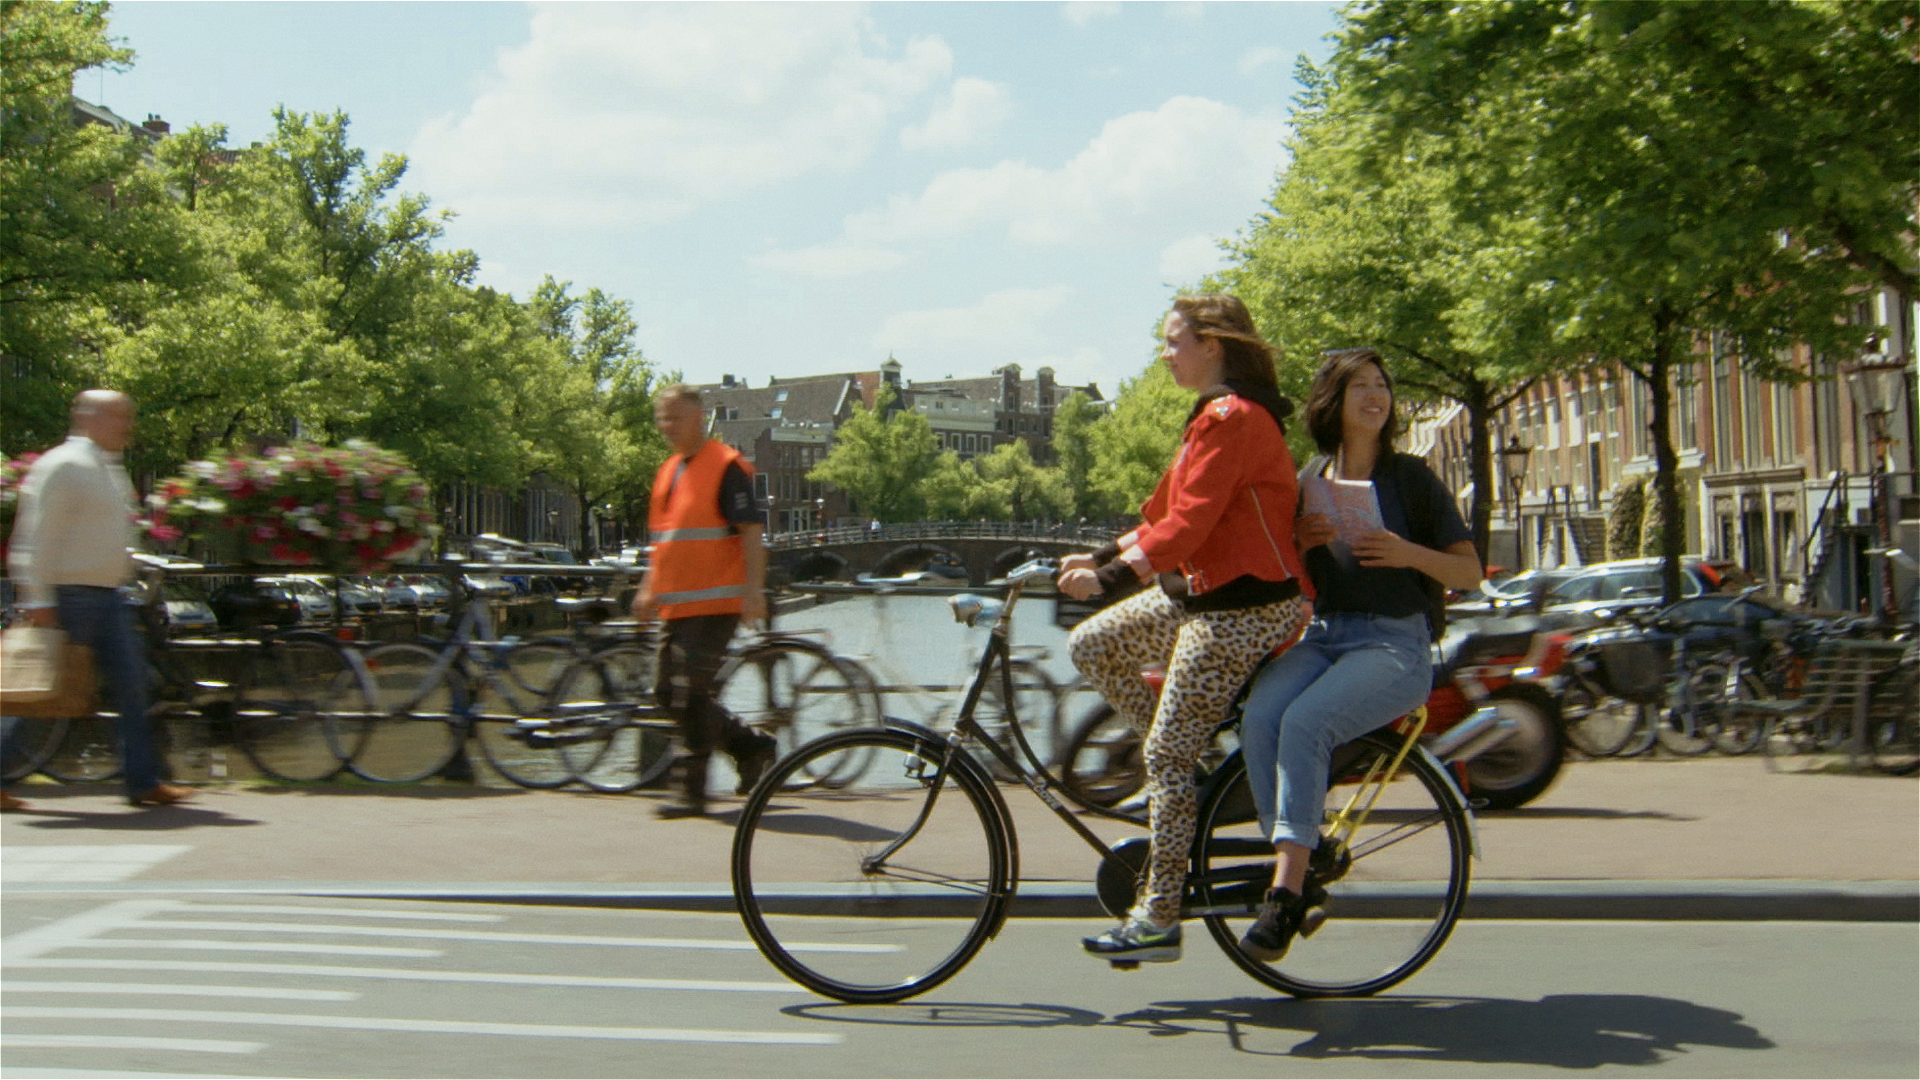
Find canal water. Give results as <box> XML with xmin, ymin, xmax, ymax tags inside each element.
<box><xmin>773</xmin><ymin>589</ymin><xmax>1099</xmax><ymax>760</ymax></box>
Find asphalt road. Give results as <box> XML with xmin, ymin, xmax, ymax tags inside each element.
<box><xmin>4</xmin><ymin>893</ymin><xmax>1916</xmax><ymax>1079</ymax></box>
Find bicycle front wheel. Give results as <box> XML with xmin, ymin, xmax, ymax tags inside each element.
<box><xmin>543</xmin><ymin>644</ymin><xmax>675</xmax><ymax>793</ymax></box>
<box><xmin>1195</xmin><ymin>736</ymin><xmax>1472</xmax><ymax>998</ymax></box>
<box><xmin>353</xmin><ymin>643</ymin><xmax>466</xmax><ymax>783</ymax></box>
<box><xmin>233</xmin><ymin>635</ymin><xmax>370</xmax><ymax>783</ymax></box>
<box><xmin>732</xmin><ymin>727</ymin><xmax>1014</xmax><ymax>1003</ymax></box>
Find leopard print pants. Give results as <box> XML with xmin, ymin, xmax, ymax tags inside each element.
<box><xmin>1068</xmin><ymin>587</ymin><xmax>1311</xmax><ymax>926</ymax></box>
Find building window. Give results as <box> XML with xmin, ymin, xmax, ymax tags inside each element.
<box><xmin>1742</xmin><ymin>364</ymin><xmax>1765</xmax><ymax>466</ymax></box>
<box><xmin>1710</xmin><ymin>341</ymin><xmax>1733</xmax><ymax>468</ymax></box>
<box><xmin>1772</xmin><ymin>360</ymin><xmax>1798</xmax><ymax>460</ymax></box>
<box><xmin>1675</xmin><ymin>362</ymin><xmax>1699</xmax><ymax>450</ymax></box>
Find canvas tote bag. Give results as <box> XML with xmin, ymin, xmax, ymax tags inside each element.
<box><xmin>0</xmin><ymin>626</ymin><xmax>98</xmax><ymax>719</ymax></box>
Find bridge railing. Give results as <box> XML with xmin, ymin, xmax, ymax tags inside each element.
<box><xmin>765</xmin><ymin>521</ymin><xmax>1119</xmax><ymax>551</ymax></box>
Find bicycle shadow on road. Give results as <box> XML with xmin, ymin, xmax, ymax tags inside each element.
<box><xmin>1107</xmin><ymin>993</ymin><xmax>1772</xmax><ymax>1067</ymax></box>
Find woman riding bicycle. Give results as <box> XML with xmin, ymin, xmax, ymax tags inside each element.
<box><xmin>1236</xmin><ymin>348</ymin><xmax>1482</xmax><ymax>962</ymax></box>
<box><xmin>1057</xmin><ymin>294</ymin><xmax>1311</xmax><ymax>964</ymax></box>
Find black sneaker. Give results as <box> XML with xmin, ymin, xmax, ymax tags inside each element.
<box><xmin>734</xmin><ymin>734</ymin><xmax>779</xmax><ymax>795</ymax></box>
<box><xmin>1239</xmin><ymin>887</ymin><xmax>1308</xmax><ymax>962</ymax></box>
<box><xmin>1082</xmin><ymin>915</ymin><xmax>1182</xmax><ymax>962</ymax></box>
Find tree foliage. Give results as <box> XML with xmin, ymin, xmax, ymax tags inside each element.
<box><xmin>1310</xmin><ymin>0</ymin><xmax>1914</xmax><ymax>599</ymax></box>
<box><xmin>808</xmin><ymin>384</ymin><xmax>943</xmax><ymax>523</ymax></box>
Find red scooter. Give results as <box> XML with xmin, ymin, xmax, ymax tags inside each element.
<box><xmin>1056</xmin><ymin>615</ymin><xmax>1571</xmax><ymax>813</ymax></box>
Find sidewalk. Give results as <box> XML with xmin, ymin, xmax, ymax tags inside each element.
<box><xmin>4</xmin><ymin>757</ymin><xmax>1915</xmax><ymax>920</ymax></box>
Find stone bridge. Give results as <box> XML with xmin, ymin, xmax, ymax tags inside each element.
<box><xmin>764</xmin><ymin>523</ymin><xmax>1118</xmax><ymax>586</ymax></box>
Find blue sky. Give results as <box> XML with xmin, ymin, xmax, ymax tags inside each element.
<box><xmin>96</xmin><ymin>1</ymin><xmax>1343</xmax><ymax>394</ymax></box>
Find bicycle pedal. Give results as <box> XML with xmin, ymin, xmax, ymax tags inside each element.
<box><xmin>1299</xmin><ymin>905</ymin><xmax>1328</xmax><ymax>939</ymax></box>
<box><xmin>1108</xmin><ymin>960</ymin><xmax>1141</xmax><ymax>971</ymax></box>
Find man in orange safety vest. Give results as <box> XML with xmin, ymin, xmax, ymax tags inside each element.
<box><xmin>631</xmin><ymin>384</ymin><xmax>778</xmax><ymax>817</ymax></box>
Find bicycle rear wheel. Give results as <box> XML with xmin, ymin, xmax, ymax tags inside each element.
<box><xmin>732</xmin><ymin>727</ymin><xmax>1014</xmax><ymax>1003</ymax></box>
<box><xmin>353</xmin><ymin>643</ymin><xmax>466</xmax><ymax>783</ymax></box>
<box><xmin>468</xmin><ymin>641</ymin><xmax>579</xmax><ymax>789</ymax></box>
<box><xmin>233</xmin><ymin>635</ymin><xmax>370</xmax><ymax>783</ymax></box>
<box><xmin>543</xmin><ymin>644</ymin><xmax>675</xmax><ymax>793</ymax></box>
<box><xmin>1194</xmin><ymin>736</ymin><xmax>1472</xmax><ymax>998</ymax></box>
<box><xmin>1708</xmin><ymin>669</ymin><xmax>1769</xmax><ymax>756</ymax></box>
<box><xmin>1559</xmin><ymin>682</ymin><xmax>1643</xmax><ymax>758</ymax></box>
<box><xmin>3</xmin><ymin>716</ymin><xmax>73</xmax><ymax>782</ymax></box>
<box><xmin>718</xmin><ymin>640</ymin><xmax>879</xmax><ymax>788</ymax></box>
<box><xmin>36</xmin><ymin>714</ymin><xmax>121</xmax><ymax>783</ymax></box>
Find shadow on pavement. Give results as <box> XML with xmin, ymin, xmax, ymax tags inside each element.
<box><xmin>12</xmin><ymin>805</ymin><xmax>261</xmax><ymax>830</ymax></box>
<box><xmin>785</xmin><ymin>1001</ymin><xmax>1104</xmax><ymax>1029</ymax></box>
<box><xmin>1473</xmin><ymin>806</ymin><xmax>1699</xmax><ymax>821</ymax></box>
<box><xmin>1106</xmin><ymin>993</ymin><xmax>1772</xmax><ymax>1067</ymax></box>
<box><xmin>781</xmin><ymin>993</ymin><xmax>1773</xmax><ymax>1069</ymax></box>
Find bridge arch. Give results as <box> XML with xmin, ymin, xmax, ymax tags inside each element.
<box><xmin>789</xmin><ymin>550</ymin><xmax>852</xmax><ymax>583</ymax></box>
<box><xmin>873</xmin><ymin>543</ymin><xmax>967</xmax><ymax>581</ymax></box>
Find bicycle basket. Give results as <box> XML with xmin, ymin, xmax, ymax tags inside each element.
<box><xmin>1594</xmin><ymin>639</ymin><xmax>1665</xmax><ymax>703</ymax></box>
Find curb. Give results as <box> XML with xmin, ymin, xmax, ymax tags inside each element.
<box><xmin>7</xmin><ymin>879</ymin><xmax>1915</xmax><ymax>922</ymax></box>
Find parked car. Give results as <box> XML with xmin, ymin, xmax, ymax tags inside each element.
<box><xmin>400</xmin><ymin>574</ymin><xmax>454</xmax><ymax>608</ymax></box>
<box><xmin>1446</xmin><ymin>567</ymin><xmax>1583</xmax><ymax>619</ymax></box>
<box><xmin>266</xmin><ymin>576</ymin><xmax>338</xmax><ymax>623</ymax></box>
<box><xmin>290</xmin><ymin>574</ymin><xmax>382</xmax><ymax>616</ymax></box>
<box><xmin>463</xmin><ymin>574</ymin><xmax>517</xmax><ymax>600</ymax></box>
<box><xmin>1530</xmin><ymin>557</ymin><xmax>1722</xmax><ymax>631</ymax></box>
<box><xmin>126</xmin><ymin>579</ymin><xmax>220</xmax><ymax>636</ymax></box>
<box><xmin>208</xmin><ymin>579</ymin><xmax>306</xmax><ymax>629</ymax></box>
<box><xmin>359</xmin><ymin>574</ymin><xmax>420</xmax><ymax>612</ymax></box>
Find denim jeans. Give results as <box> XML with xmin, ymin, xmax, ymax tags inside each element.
<box><xmin>1239</xmin><ymin>612</ymin><xmax>1433</xmax><ymax>848</ymax></box>
<box><xmin>54</xmin><ymin>585</ymin><xmax>164</xmax><ymax>796</ymax></box>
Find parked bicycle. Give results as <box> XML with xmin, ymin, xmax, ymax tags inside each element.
<box><xmin>351</xmin><ymin>567</ymin><xmax>654</xmax><ymax>787</ymax></box>
<box><xmin>3</xmin><ymin>559</ymin><xmax>377</xmax><ymax>785</ymax></box>
<box><xmin>731</xmin><ymin>559</ymin><xmax>1474</xmax><ymax>1003</ymax></box>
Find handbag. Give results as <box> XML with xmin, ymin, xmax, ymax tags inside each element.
<box><xmin>0</xmin><ymin>625</ymin><xmax>99</xmax><ymax>719</ymax></box>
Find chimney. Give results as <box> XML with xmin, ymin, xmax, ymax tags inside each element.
<box><xmin>143</xmin><ymin>114</ymin><xmax>170</xmax><ymax>135</ymax></box>
<box><xmin>721</xmin><ymin>374</ymin><xmax>736</xmax><ymax>388</ymax></box>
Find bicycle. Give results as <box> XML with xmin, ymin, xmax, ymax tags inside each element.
<box><xmin>712</xmin><ymin>628</ymin><xmax>884</xmax><ymax>790</ymax></box>
<box><xmin>731</xmin><ymin>559</ymin><xmax>1475</xmax><ymax>1004</ymax></box>
<box><xmin>6</xmin><ymin>561</ymin><xmax>377</xmax><ymax>786</ymax></box>
<box><xmin>351</xmin><ymin>568</ymin><xmax>655</xmax><ymax>787</ymax></box>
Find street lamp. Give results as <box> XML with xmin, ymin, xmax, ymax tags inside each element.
<box><xmin>1501</xmin><ymin>436</ymin><xmax>1533</xmax><ymax>571</ymax></box>
<box><xmin>1846</xmin><ymin>355</ymin><xmax>1907</xmax><ymax>620</ymax></box>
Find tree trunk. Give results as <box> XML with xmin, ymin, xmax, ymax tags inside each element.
<box><xmin>1646</xmin><ymin>306</ymin><xmax>1686</xmax><ymax>605</ymax></box>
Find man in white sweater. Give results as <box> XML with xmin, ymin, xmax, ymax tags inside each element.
<box><xmin>3</xmin><ymin>390</ymin><xmax>192</xmax><ymax>810</ymax></box>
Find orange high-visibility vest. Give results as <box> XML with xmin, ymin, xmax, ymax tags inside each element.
<box><xmin>648</xmin><ymin>440</ymin><xmax>753</xmax><ymax>619</ymax></box>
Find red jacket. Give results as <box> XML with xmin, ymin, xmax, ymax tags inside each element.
<box><xmin>1118</xmin><ymin>392</ymin><xmax>1312</xmax><ymax>601</ymax></box>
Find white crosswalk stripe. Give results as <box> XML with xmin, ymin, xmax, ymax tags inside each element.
<box><xmin>2</xmin><ymin>894</ymin><xmax>839</xmax><ymax>1073</ymax></box>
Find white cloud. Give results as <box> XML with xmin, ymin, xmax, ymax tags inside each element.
<box><xmin>900</xmin><ymin>77</ymin><xmax>1013</xmax><ymax>151</ymax></box>
<box><xmin>1239</xmin><ymin>45</ymin><xmax>1288</xmax><ymax>76</ymax></box>
<box><xmin>748</xmin><ymin>244</ymin><xmax>908</xmax><ymax>279</ymax></box>
<box><xmin>875</xmin><ymin>285</ymin><xmax>1078</xmax><ymax>361</ymax></box>
<box><xmin>759</xmin><ymin>95</ymin><xmax>1286</xmax><ymax>274</ymax></box>
<box><xmin>409</xmin><ymin>4</ymin><xmax>950</xmax><ymax>230</ymax></box>
<box><xmin>1158</xmin><ymin>232</ymin><xmax>1230</xmax><ymax>284</ymax></box>
<box><xmin>1061</xmin><ymin>2</ymin><xmax>1121</xmax><ymax>27</ymax></box>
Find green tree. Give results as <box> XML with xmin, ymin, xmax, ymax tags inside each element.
<box><xmin>1330</xmin><ymin>0</ymin><xmax>1909</xmax><ymax>600</ymax></box>
<box><xmin>1220</xmin><ymin>59</ymin><xmax>1566</xmax><ymax>559</ymax></box>
<box><xmin>1088</xmin><ymin>362</ymin><xmax>1188</xmax><ymax>514</ymax></box>
<box><xmin>526</xmin><ymin>277</ymin><xmax>661</xmax><ymax>553</ymax></box>
<box><xmin>809</xmin><ymin>384</ymin><xmax>941</xmax><ymax>522</ymax></box>
<box><xmin>1051</xmin><ymin>389</ymin><xmax>1104</xmax><ymax>520</ymax></box>
<box><xmin>0</xmin><ymin>0</ymin><xmax>195</xmax><ymax>452</ymax></box>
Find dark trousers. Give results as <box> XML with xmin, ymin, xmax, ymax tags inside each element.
<box><xmin>55</xmin><ymin>585</ymin><xmax>165</xmax><ymax>796</ymax></box>
<box><xmin>656</xmin><ymin>614</ymin><xmax>759</xmax><ymax>783</ymax></box>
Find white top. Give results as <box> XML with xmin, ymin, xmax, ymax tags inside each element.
<box><xmin>7</xmin><ymin>436</ymin><xmax>140</xmax><ymax>607</ymax></box>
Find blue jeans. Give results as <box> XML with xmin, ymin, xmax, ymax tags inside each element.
<box><xmin>54</xmin><ymin>585</ymin><xmax>164</xmax><ymax>796</ymax></box>
<box><xmin>1240</xmin><ymin>612</ymin><xmax>1433</xmax><ymax>848</ymax></box>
